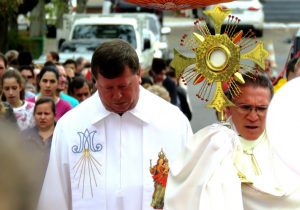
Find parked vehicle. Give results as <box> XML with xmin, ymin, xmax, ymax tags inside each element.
<box><xmin>205</xmin><ymin>0</ymin><xmax>264</xmax><ymax>37</ymax></box>
<box><xmin>35</xmin><ymin>13</ymin><xmax>170</xmax><ymax>69</ymax></box>
<box><xmin>59</xmin><ymin>39</ymin><xmax>102</xmax><ymax>61</ymax></box>
<box><xmin>68</xmin><ymin>15</ymin><xmax>154</xmax><ymax>70</ymax></box>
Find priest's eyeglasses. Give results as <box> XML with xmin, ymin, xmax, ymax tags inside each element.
<box><xmin>235</xmin><ymin>104</ymin><xmax>268</xmax><ymax>116</ymax></box>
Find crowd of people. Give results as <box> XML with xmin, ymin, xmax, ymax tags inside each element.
<box><xmin>0</xmin><ymin>49</ymin><xmax>94</xmax><ymax>209</ymax></box>
<box><xmin>1</xmin><ymin>37</ymin><xmax>300</xmax><ymax>210</ymax></box>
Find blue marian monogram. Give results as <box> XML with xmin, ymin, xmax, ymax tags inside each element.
<box><xmin>72</xmin><ymin>129</ymin><xmax>103</xmax><ymax>153</ymax></box>
<box><xmin>72</xmin><ymin>129</ymin><xmax>103</xmax><ymax>198</ymax></box>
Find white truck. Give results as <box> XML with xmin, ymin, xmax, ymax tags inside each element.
<box><xmin>56</xmin><ymin>13</ymin><xmax>170</xmax><ymax>70</ymax></box>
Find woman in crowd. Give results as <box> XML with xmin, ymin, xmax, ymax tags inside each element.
<box><xmin>19</xmin><ymin>65</ymin><xmax>37</xmax><ymax>97</ymax></box>
<box><xmin>26</xmin><ymin>65</ymin><xmax>72</xmax><ymax>121</ymax></box>
<box><xmin>1</xmin><ymin>69</ymin><xmax>35</xmax><ymax>130</ymax></box>
<box><xmin>68</xmin><ymin>76</ymin><xmax>92</xmax><ymax>103</ymax></box>
<box><xmin>22</xmin><ymin>97</ymin><xmax>56</xmax><ymax>207</ymax></box>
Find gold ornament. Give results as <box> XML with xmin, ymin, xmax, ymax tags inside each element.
<box><xmin>203</xmin><ymin>6</ymin><xmax>231</xmax><ymax>34</ymax></box>
<box><xmin>171</xmin><ymin>5</ymin><xmax>269</xmax><ymax>113</ymax></box>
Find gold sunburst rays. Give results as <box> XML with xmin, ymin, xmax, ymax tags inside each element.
<box><xmin>171</xmin><ymin>5</ymin><xmax>269</xmax><ymax>114</ymax></box>
<box><xmin>73</xmin><ymin>149</ymin><xmax>102</xmax><ymax>198</ymax></box>
<box><xmin>72</xmin><ymin>129</ymin><xmax>103</xmax><ymax>199</ymax></box>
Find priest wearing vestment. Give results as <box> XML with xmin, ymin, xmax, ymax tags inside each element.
<box><xmin>37</xmin><ymin>39</ymin><xmax>193</xmax><ymax>210</ymax></box>
<box><xmin>164</xmin><ymin>72</ymin><xmax>300</xmax><ymax>210</ymax></box>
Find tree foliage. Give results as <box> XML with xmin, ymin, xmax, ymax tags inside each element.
<box><xmin>0</xmin><ymin>0</ymin><xmax>19</xmax><ymax>16</ymax></box>
<box><xmin>0</xmin><ymin>0</ymin><xmax>40</xmax><ymax>52</ymax></box>
<box><xmin>0</xmin><ymin>0</ymin><xmax>19</xmax><ymax>52</ymax></box>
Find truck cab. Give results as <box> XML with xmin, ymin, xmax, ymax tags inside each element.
<box><xmin>58</xmin><ymin>14</ymin><xmax>157</xmax><ymax>70</ymax></box>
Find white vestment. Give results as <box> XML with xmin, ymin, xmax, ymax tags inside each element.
<box><xmin>165</xmin><ymin>122</ymin><xmax>300</xmax><ymax>210</ymax></box>
<box><xmin>238</xmin><ymin>133</ymin><xmax>300</xmax><ymax>210</ymax></box>
<box><xmin>37</xmin><ymin>86</ymin><xmax>192</xmax><ymax>210</ymax></box>
<box><xmin>164</xmin><ymin>123</ymin><xmax>244</xmax><ymax>210</ymax></box>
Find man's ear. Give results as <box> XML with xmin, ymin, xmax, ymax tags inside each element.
<box><xmin>136</xmin><ymin>68</ymin><xmax>142</xmax><ymax>84</ymax></box>
<box><xmin>137</xmin><ymin>68</ymin><xmax>141</xmax><ymax>76</ymax></box>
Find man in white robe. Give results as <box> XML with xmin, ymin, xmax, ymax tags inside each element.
<box><xmin>164</xmin><ymin>72</ymin><xmax>300</xmax><ymax>210</ymax></box>
<box><xmin>38</xmin><ymin>39</ymin><xmax>193</xmax><ymax>210</ymax></box>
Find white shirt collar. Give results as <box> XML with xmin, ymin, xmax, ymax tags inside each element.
<box><xmin>90</xmin><ymin>86</ymin><xmax>152</xmax><ymax>125</ymax></box>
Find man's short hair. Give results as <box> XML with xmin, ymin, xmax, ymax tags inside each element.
<box><xmin>68</xmin><ymin>76</ymin><xmax>89</xmax><ymax>95</ymax></box>
<box><xmin>63</xmin><ymin>59</ymin><xmax>77</xmax><ymax>69</ymax></box>
<box><xmin>228</xmin><ymin>71</ymin><xmax>274</xmax><ymax>101</ymax></box>
<box><xmin>91</xmin><ymin>39</ymin><xmax>139</xmax><ymax>79</ymax></box>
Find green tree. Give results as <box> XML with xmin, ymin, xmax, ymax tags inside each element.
<box><xmin>0</xmin><ymin>0</ymin><xmax>39</xmax><ymax>52</ymax></box>
<box><xmin>0</xmin><ymin>0</ymin><xmax>19</xmax><ymax>52</ymax></box>
<box><xmin>51</xmin><ymin>0</ymin><xmax>69</xmax><ymax>29</ymax></box>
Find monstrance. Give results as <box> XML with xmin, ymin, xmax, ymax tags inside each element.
<box><xmin>171</xmin><ymin>5</ymin><xmax>269</xmax><ymax>120</ymax></box>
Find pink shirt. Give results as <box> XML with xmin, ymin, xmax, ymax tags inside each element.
<box><xmin>26</xmin><ymin>97</ymin><xmax>72</xmax><ymax>122</ymax></box>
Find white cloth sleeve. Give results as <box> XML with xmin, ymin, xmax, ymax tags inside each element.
<box><xmin>164</xmin><ymin>123</ymin><xmax>244</xmax><ymax>210</ymax></box>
